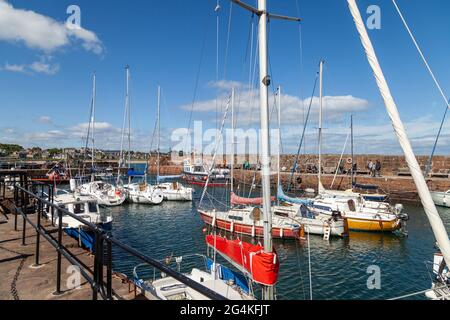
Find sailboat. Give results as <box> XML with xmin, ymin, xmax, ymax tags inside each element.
<box><xmin>153</xmin><ymin>86</ymin><xmax>193</xmax><ymax>201</ymax></box>
<box><xmin>347</xmin><ymin>0</ymin><xmax>450</xmax><ymax>298</ymax></box>
<box><xmin>273</xmin><ymin>85</ymin><xmax>348</xmax><ymax>238</ymax></box>
<box><xmin>305</xmin><ymin>61</ymin><xmax>408</xmax><ymax>232</ymax></box>
<box><xmin>75</xmin><ymin>72</ymin><xmax>126</xmax><ymax>207</ymax></box>
<box><xmin>118</xmin><ymin>66</ymin><xmax>164</xmax><ymax>205</ymax></box>
<box><xmin>198</xmin><ymin>88</ymin><xmax>303</xmax><ymax>240</ymax></box>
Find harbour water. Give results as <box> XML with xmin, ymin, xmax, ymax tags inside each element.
<box><xmin>103</xmin><ymin>180</ymin><xmax>450</xmax><ymax>300</ymax></box>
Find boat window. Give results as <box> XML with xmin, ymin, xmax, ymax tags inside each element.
<box><xmin>274</xmin><ymin>210</ymin><xmax>289</xmax><ymax>218</ymax></box>
<box><xmin>88</xmin><ymin>202</ymin><xmax>98</xmax><ymax>213</ymax></box>
<box><xmin>347</xmin><ymin>200</ymin><xmax>356</xmax><ymax>212</ymax></box>
<box><xmin>73</xmin><ymin>203</ymin><xmax>85</xmax><ymax>214</ymax></box>
<box><xmin>228</xmin><ymin>215</ymin><xmax>243</xmax><ymax>221</ymax></box>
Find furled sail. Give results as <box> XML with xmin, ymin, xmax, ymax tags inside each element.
<box><xmin>206</xmin><ymin>235</ymin><xmax>279</xmax><ymax>286</ymax></box>
<box><xmin>277</xmin><ymin>185</ymin><xmax>313</xmax><ymax>205</ymax></box>
<box><xmin>230</xmin><ymin>192</ymin><xmax>275</xmax><ymax>206</ymax></box>
<box><xmin>157</xmin><ymin>175</ymin><xmax>184</xmax><ymax>182</ymax></box>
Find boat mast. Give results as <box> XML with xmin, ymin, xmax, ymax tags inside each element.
<box><xmin>277</xmin><ymin>86</ymin><xmax>281</xmax><ymax>205</ymax></box>
<box><xmin>157</xmin><ymin>85</ymin><xmax>161</xmax><ymax>182</ymax></box>
<box><xmin>318</xmin><ymin>60</ymin><xmax>324</xmax><ymax>193</ymax></box>
<box><xmin>230</xmin><ymin>87</ymin><xmax>235</xmax><ymax>195</ymax></box>
<box><xmin>91</xmin><ymin>72</ymin><xmax>96</xmax><ymax>182</ymax></box>
<box><xmin>347</xmin><ymin>0</ymin><xmax>450</xmax><ymax>268</ymax></box>
<box><xmin>351</xmin><ymin>114</ymin><xmax>354</xmax><ymax>186</ymax></box>
<box><xmin>257</xmin><ymin>0</ymin><xmax>273</xmax><ymax>300</ymax></box>
<box><xmin>232</xmin><ymin>0</ymin><xmax>300</xmax><ymax>300</ymax></box>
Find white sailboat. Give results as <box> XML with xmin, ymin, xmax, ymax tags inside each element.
<box><xmin>117</xmin><ymin>66</ymin><xmax>164</xmax><ymax>205</ymax></box>
<box><xmin>308</xmin><ymin>61</ymin><xmax>407</xmax><ymax>232</ymax></box>
<box><xmin>430</xmin><ymin>190</ymin><xmax>450</xmax><ymax>208</ymax></box>
<box><xmin>154</xmin><ymin>86</ymin><xmax>193</xmax><ymax>201</ymax></box>
<box><xmin>347</xmin><ymin>0</ymin><xmax>450</xmax><ymax>299</ymax></box>
<box><xmin>75</xmin><ymin>73</ymin><xmax>126</xmax><ymax>207</ymax></box>
<box><xmin>273</xmin><ymin>85</ymin><xmax>347</xmax><ymax>239</ymax></box>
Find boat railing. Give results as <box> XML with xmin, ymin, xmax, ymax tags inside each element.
<box><xmin>9</xmin><ymin>178</ymin><xmax>227</xmax><ymax>300</ymax></box>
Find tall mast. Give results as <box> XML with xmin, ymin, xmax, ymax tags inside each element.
<box><xmin>257</xmin><ymin>0</ymin><xmax>273</xmax><ymax>300</ymax></box>
<box><xmin>277</xmin><ymin>86</ymin><xmax>281</xmax><ymax>205</ymax></box>
<box><xmin>230</xmin><ymin>87</ymin><xmax>235</xmax><ymax>194</ymax></box>
<box><xmin>157</xmin><ymin>85</ymin><xmax>161</xmax><ymax>181</ymax></box>
<box><xmin>127</xmin><ymin>66</ymin><xmax>131</xmax><ymax>170</ymax></box>
<box><xmin>351</xmin><ymin>115</ymin><xmax>354</xmax><ymax>186</ymax></box>
<box><xmin>318</xmin><ymin>60</ymin><xmax>324</xmax><ymax>193</ymax></box>
<box><xmin>347</xmin><ymin>0</ymin><xmax>450</xmax><ymax>268</ymax></box>
<box><xmin>91</xmin><ymin>72</ymin><xmax>96</xmax><ymax>180</ymax></box>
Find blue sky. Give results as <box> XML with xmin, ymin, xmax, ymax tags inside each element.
<box><xmin>0</xmin><ymin>0</ymin><xmax>449</xmax><ymax>155</ymax></box>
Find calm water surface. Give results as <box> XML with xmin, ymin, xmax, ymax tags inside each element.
<box><xmin>103</xmin><ymin>182</ymin><xmax>450</xmax><ymax>300</ymax></box>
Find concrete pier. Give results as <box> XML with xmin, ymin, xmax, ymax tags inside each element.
<box><xmin>0</xmin><ymin>196</ymin><xmax>148</xmax><ymax>300</ymax></box>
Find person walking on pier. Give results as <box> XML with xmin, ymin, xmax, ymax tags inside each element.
<box><xmin>367</xmin><ymin>160</ymin><xmax>374</xmax><ymax>177</ymax></box>
<box><xmin>375</xmin><ymin>160</ymin><xmax>382</xmax><ymax>177</ymax></box>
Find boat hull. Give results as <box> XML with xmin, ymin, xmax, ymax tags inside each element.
<box><xmin>346</xmin><ymin>216</ymin><xmax>401</xmax><ymax>232</ymax></box>
<box><xmin>431</xmin><ymin>191</ymin><xmax>450</xmax><ymax>208</ymax></box>
<box><xmin>198</xmin><ymin>210</ymin><xmax>300</xmax><ymax>239</ymax></box>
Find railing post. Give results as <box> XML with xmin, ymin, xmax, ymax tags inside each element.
<box><xmin>33</xmin><ymin>199</ymin><xmax>42</xmax><ymax>267</ymax></box>
<box><xmin>21</xmin><ymin>198</ymin><xmax>26</xmax><ymax>246</ymax></box>
<box><xmin>92</xmin><ymin>229</ymin><xmax>99</xmax><ymax>300</ymax></box>
<box><xmin>50</xmin><ymin>186</ymin><xmax>55</xmax><ymax>226</ymax></box>
<box><xmin>106</xmin><ymin>237</ymin><xmax>112</xmax><ymax>300</ymax></box>
<box><xmin>54</xmin><ymin>209</ymin><xmax>62</xmax><ymax>295</ymax></box>
<box><xmin>98</xmin><ymin>232</ymin><xmax>104</xmax><ymax>299</ymax></box>
<box><xmin>14</xmin><ymin>186</ymin><xmax>18</xmax><ymax>231</ymax></box>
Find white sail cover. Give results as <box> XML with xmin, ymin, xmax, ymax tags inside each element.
<box><xmin>347</xmin><ymin>0</ymin><xmax>450</xmax><ymax>268</ymax></box>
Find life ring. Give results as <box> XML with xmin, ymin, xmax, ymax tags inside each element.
<box><xmin>346</xmin><ymin>158</ymin><xmax>353</xmax><ymax>164</ymax></box>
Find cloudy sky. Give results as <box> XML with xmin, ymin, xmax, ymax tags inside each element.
<box><xmin>0</xmin><ymin>0</ymin><xmax>449</xmax><ymax>155</ymax></box>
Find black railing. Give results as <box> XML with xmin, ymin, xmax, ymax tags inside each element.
<box><xmin>10</xmin><ymin>181</ymin><xmax>227</xmax><ymax>300</ymax></box>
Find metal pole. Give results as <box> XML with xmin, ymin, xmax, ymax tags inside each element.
<box><xmin>318</xmin><ymin>60</ymin><xmax>324</xmax><ymax>193</ymax></box>
<box><xmin>230</xmin><ymin>87</ymin><xmax>235</xmax><ymax>194</ymax></box>
<box><xmin>91</xmin><ymin>73</ymin><xmax>96</xmax><ymax>176</ymax></box>
<box><xmin>351</xmin><ymin>115</ymin><xmax>354</xmax><ymax>185</ymax></box>
<box><xmin>106</xmin><ymin>238</ymin><xmax>112</xmax><ymax>300</ymax></box>
<box><xmin>14</xmin><ymin>186</ymin><xmax>18</xmax><ymax>231</ymax></box>
<box><xmin>55</xmin><ymin>209</ymin><xmax>62</xmax><ymax>295</ymax></box>
<box><xmin>257</xmin><ymin>0</ymin><xmax>273</xmax><ymax>300</ymax></box>
<box><xmin>277</xmin><ymin>86</ymin><xmax>281</xmax><ymax>203</ymax></box>
<box><xmin>34</xmin><ymin>200</ymin><xmax>42</xmax><ymax>266</ymax></box>
<box><xmin>157</xmin><ymin>85</ymin><xmax>161</xmax><ymax>181</ymax></box>
<box><xmin>93</xmin><ymin>231</ymin><xmax>99</xmax><ymax>300</ymax></box>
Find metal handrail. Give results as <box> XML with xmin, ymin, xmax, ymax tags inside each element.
<box><xmin>12</xmin><ymin>182</ymin><xmax>227</xmax><ymax>300</ymax></box>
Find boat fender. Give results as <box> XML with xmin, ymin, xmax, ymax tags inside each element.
<box><xmin>251</xmin><ymin>225</ymin><xmax>255</xmax><ymax>238</ymax></box>
<box><xmin>280</xmin><ymin>228</ymin><xmax>283</xmax><ymax>238</ymax></box>
<box><xmin>230</xmin><ymin>221</ymin><xmax>234</xmax><ymax>233</ymax></box>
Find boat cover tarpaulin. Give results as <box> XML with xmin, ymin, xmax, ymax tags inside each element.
<box><xmin>353</xmin><ymin>183</ymin><xmax>379</xmax><ymax>190</ymax></box>
<box><xmin>206</xmin><ymin>235</ymin><xmax>279</xmax><ymax>286</ymax></box>
<box><xmin>157</xmin><ymin>175</ymin><xmax>183</xmax><ymax>182</ymax></box>
<box><xmin>230</xmin><ymin>192</ymin><xmax>275</xmax><ymax>206</ymax></box>
<box><xmin>277</xmin><ymin>185</ymin><xmax>313</xmax><ymax>205</ymax></box>
<box><xmin>206</xmin><ymin>258</ymin><xmax>250</xmax><ymax>294</ymax></box>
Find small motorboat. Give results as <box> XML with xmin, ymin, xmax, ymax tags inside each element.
<box><xmin>133</xmin><ymin>254</ymin><xmax>254</xmax><ymax>300</ymax></box>
<box><xmin>53</xmin><ymin>190</ymin><xmax>113</xmax><ymax>251</ymax></box>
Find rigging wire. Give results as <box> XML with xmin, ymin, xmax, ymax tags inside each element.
<box><xmin>183</xmin><ymin>13</ymin><xmax>211</xmax><ymax>153</ymax></box>
<box><xmin>287</xmin><ymin>70</ymin><xmax>320</xmax><ymax>192</ymax></box>
<box><xmin>392</xmin><ymin>0</ymin><xmax>449</xmax><ymax>110</ymax></box>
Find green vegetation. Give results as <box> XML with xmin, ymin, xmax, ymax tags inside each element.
<box><xmin>0</xmin><ymin>143</ymin><xmax>23</xmax><ymax>155</ymax></box>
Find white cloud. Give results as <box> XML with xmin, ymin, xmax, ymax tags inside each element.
<box><xmin>0</xmin><ymin>0</ymin><xmax>103</xmax><ymax>54</ymax></box>
<box><xmin>207</xmin><ymin>80</ymin><xmax>250</xmax><ymax>91</ymax></box>
<box><xmin>180</xmin><ymin>80</ymin><xmax>370</xmax><ymax>125</ymax></box>
<box><xmin>1</xmin><ymin>60</ymin><xmax>60</xmax><ymax>75</ymax></box>
<box><xmin>38</xmin><ymin>116</ymin><xmax>52</xmax><ymax>124</ymax></box>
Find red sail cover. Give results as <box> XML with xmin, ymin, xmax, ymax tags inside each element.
<box><xmin>230</xmin><ymin>192</ymin><xmax>275</xmax><ymax>206</ymax></box>
<box><xmin>206</xmin><ymin>235</ymin><xmax>279</xmax><ymax>286</ymax></box>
